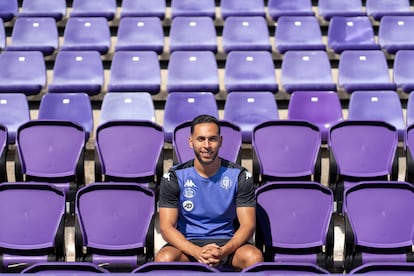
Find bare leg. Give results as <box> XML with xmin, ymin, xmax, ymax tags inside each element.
<box><xmin>155</xmin><ymin>245</ymin><xmax>191</xmax><ymax>262</ymax></box>
<box><xmin>231</xmin><ymin>244</ymin><xmax>264</xmax><ymax>271</ymax></box>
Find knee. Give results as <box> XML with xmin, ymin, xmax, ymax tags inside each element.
<box><xmin>244</xmin><ymin>246</ymin><xmax>264</xmax><ymax>266</ymax></box>
<box><xmin>154</xmin><ymin>249</ymin><xmax>176</xmax><ymax>262</ymax></box>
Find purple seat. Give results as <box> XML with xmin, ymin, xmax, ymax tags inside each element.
<box><xmin>170</xmin><ymin>0</ymin><xmax>215</xmax><ymax>19</ymax></box>
<box><xmin>317</xmin><ymin>0</ymin><xmax>365</xmax><ymax>21</ymax></box>
<box><xmin>120</xmin><ymin>0</ymin><xmax>165</xmax><ymax>19</ymax></box>
<box><xmin>379</xmin><ymin>16</ymin><xmax>414</xmax><ymax>54</ymax></box>
<box><xmin>48</xmin><ymin>51</ymin><xmax>104</xmax><ymax>95</ymax></box>
<box><xmin>0</xmin><ymin>182</ymin><xmax>65</xmax><ymax>272</ymax></box>
<box><xmin>70</xmin><ymin>0</ymin><xmax>116</xmax><ymax>20</ymax></box>
<box><xmin>350</xmin><ymin>262</ymin><xmax>414</xmax><ymax>274</ymax></box>
<box><xmin>0</xmin><ymin>93</ymin><xmax>30</xmax><ymax>144</ymax></box>
<box><xmin>223</xmin><ymin>91</ymin><xmax>278</xmax><ymax>143</ymax></box>
<box><xmin>0</xmin><ymin>51</ymin><xmax>46</xmax><ymax>95</ymax></box>
<box><xmin>0</xmin><ymin>18</ymin><xmax>5</xmax><ymax>50</ymax></box>
<box><xmin>343</xmin><ymin>181</ymin><xmax>414</xmax><ymax>272</ymax></box>
<box><xmin>366</xmin><ymin>0</ymin><xmax>413</xmax><ymax>21</ymax></box>
<box><xmin>95</xmin><ymin>120</ymin><xmax>164</xmax><ymax>186</ymax></box>
<box><xmin>133</xmin><ymin>262</ymin><xmax>218</xmax><ymax>273</ymax></box>
<box><xmin>224</xmin><ymin>51</ymin><xmax>278</xmax><ymax>93</ymax></box>
<box><xmin>255</xmin><ymin>181</ymin><xmax>334</xmax><ymax>269</ymax></box>
<box><xmin>328</xmin><ymin>16</ymin><xmax>380</xmax><ymax>54</ymax></box>
<box><xmin>61</xmin><ymin>17</ymin><xmax>111</xmax><ymax>54</ymax></box>
<box><xmin>38</xmin><ymin>93</ymin><xmax>93</xmax><ymax>141</ymax></box>
<box><xmin>404</xmin><ymin>123</ymin><xmax>414</xmax><ymax>183</ymax></box>
<box><xmin>163</xmin><ymin>92</ymin><xmax>218</xmax><ymax>142</ymax></box>
<box><xmin>22</xmin><ymin>262</ymin><xmax>110</xmax><ymax>273</ymax></box>
<box><xmin>6</xmin><ymin>17</ymin><xmax>58</xmax><ymax>56</ymax></box>
<box><xmin>115</xmin><ymin>17</ymin><xmax>164</xmax><ymax>54</ymax></box>
<box><xmin>173</xmin><ymin>120</ymin><xmax>242</xmax><ymax>164</ymax></box>
<box><xmin>288</xmin><ymin>91</ymin><xmax>343</xmax><ymax>143</ymax></box>
<box><xmin>242</xmin><ymin>262</ymin><xmax>330</xmax><ymax>273</ymax></box>
<box><xmin>222</xmin><ymin>16</ymin><xmax>271</xmax><ymax>53</ymax></box>
<box><xmin>75</xmin><ymin>183</ymin><xmax>155</xmax><ymax>272</ymax></box>
<box><xmin>252</xmin><ymin>120</ymin><xmax>321</xmax><ymax>184</ymax></box>
<box><xmin>0</xmin><ymin>0</ymin><xmax>17</xmax><ymax>21</ymax></box>
<box><xmin>167</xmin><ymin>51</ymin><xmax>219</xmax><ymax>93</ymax></box>
<box><xmin>108</xmin><ymin>51</ymin><xmax>161</xmax><ymax>94</ymax></box>
<box><xmin>19</xmin><ymin>0</ymin><xmax>66</xmax><ymax>21</ymax></box>
<box><xmin>267</xmin><ymin>0</ymin><xmax>314</xmax><ymax>21</ymax></box>
<box><xmin>338</xmin><ymin>50</ymin><xmax>396</xmax><ymax>93</ymax></box>
<box><xmin>275</xmin><ymin>16</ymin><xmax>325</xmax><ymax>54</ymax></box>
<box><xmin>280</xmin><ymin>51</ymin><xmax>336</xmax><ymax>94</ymax></box>
<box><xmin>393</xmin><ymin>50</ymin><xmax>414</xmax><ymax>93</ymax></box>
<box><xmin>0</xmin><ymin>124</ymin><xmax>7</xmax><ymax>182</ymax></box>
<box><xmin>220</xmin><ymin>0</ymin><xmax>265</xmax><ymax>19</ymax></box>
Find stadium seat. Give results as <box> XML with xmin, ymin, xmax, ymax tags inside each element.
<box><xmin>70</xmin><ymin>0</ymin><xmax>116</xmax><ymax>20</ymax></box>
<box><xmin>0</xmin><ymin>0</ymin><xmax>17</xmax><ymax>21</ymax></box>
<box><xmin>0</xmin><ymin>18</ymin><xmax>5</xmax><ymax>50</ymax></box>
<box><xmin>255</xmin><ymin>181</ymin><xmax>334</xmax><ymax>270</ymax></box>
<box><xmin>108</xmin><ymin>51</ymin><xmax>161</xmax><ymax>94</ymax></box>
<box><xmin>48</xmin><ymin>50</ymin><xmax>104</xmax><ymax>95</ymax></box>
<box><xmin>222</xmin><ymin>16</ymin><xmax>271</xmax><ymax>53</ymax></box>
<box><xmin>317</xmin><ymin>0</ymin><xmax>365</xmax><ymax>21</ymax></box>
<box><xmin>404</xmin><ymin>123</ymin><xmax>414</xmax><ymax>183</ymax></box>
<box><xmin>267</xmin><ymin>0</ymin><xmax>314</xmax><ymax>20</ymax></box>
<box><xmin>220</xmin><ymin>0</ymin><xmax>265</xmax><ymax>19</ymax></box>
<box><xmin>378</xmin><ymin>16</ymin><xmax>414</xmax><ymax>54</ymax></box>
<box><xmin>170</xmin><ymin>0</ymin><xmax>215</xmax><ymax>18</ymax></box>
<box><xmin>366</xmin><ymin>0</ymin><xmax>413</xmax><ymax>21</ymax></box>
<box><xmin>274</xmin><ymin>16</ymin><xmax>325</xmax><ymax>54</ymax></box>
<box><xmin>350</xmin><ymin>262</ymin><xmax>414</xmax><ymax>274</ymax></box>
<box><xmin>327</xmin><ymin>16</ymin><xmax>380</xmax><ymax>53</ymax></box>
<box><xmin>22</xmin><ymin>262</ymin><xmax>110</xmax><ymax>273</ymax></box>
<box><xmin>0</xmin><ymin>93</ymin><xmax>30</xmax><ymax>144</ymax></box>
<box><xmin>280</xmin><ymin>51</ymin><xmax>336</xmax><ymax>94</ymax></box>
<box><xmin>242</xmin><ymin>262</ymin><xmax>330</xmax><ymax>273</ymax></box>
<box><xmin>0</xmin><ymin>123</ymin><xmax>7</xmax><ymax>182</ymax></box>
<box><xmin>120</xmin><ymin>0</ymin><xmax>165</xmax><ymax>19</ymax></box>
<box><xmin>406</xmin><ymin>92</ymin><xmax>414</xmax><ymax>126</ymax></box>
<box><xmin>338</xmin><ymin>50</ymin><xmax>396</xmax><ymax>93</ymax></box>
<box><xmin>133</xmin><ymin>262</ymin><xmax>219</xmax><ymax>273</ymax></box>
<box><xmin>393</xmin><ymin>50</ymin><xmax>414</xmax><ymax>94</ymax></box>
<box><xmin>19</xmin><ymin>0</ymin><xmax>66</xmax><ymax>21</ymax></box>
<box><xmin>75</xmin><ymin>182</ymin><xmax>156</xmax><ymax>272</ymax></box>
<box><xmin>288</xmin><ymin>91</ymin><xmax>343</xmax><ymax>143</ymax></box>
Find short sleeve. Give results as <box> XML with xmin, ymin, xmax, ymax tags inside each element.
<box><xmin>158</xmin><ymin>168</ymin><xmax>180</xmax><ymax>208</ymax></box>
<box><xmin>236</xmin><ymin>169</ymin><xmax>256</xmax><ymax>207</ymax></box>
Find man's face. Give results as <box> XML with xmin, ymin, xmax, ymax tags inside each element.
<box><xmin>189</xmin><ymin>122</ymin><xmax>222</xmax><ymax>165</ymax></box>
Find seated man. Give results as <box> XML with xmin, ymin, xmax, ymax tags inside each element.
<box><xmin>155</xmin><ymin>114</ymin><xmax>263</xmax><ymax>270</ymax></box>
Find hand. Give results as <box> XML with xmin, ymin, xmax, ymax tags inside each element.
<box><xmin>200</xmin><ymin>243</ymin><xmax>223</xmax><ymax>266</ymax></box>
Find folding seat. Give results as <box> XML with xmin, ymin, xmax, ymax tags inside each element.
<box><xmin>0</xmin><ymin>51</ymin><xmax>46</xmax><ymax>96</ymax></box>
<box><xmin>19</xmin><ymin>0</ymin><xmax>66</xmax><ymax>21</ymax></box>
<box><xmin>0</xmin><ymin>18</ymin><xmax>5</xmax><ymax>50</ymax></box>
<box><xmin>317</xmin><ymin>0</ymin><xmax>365</xmax><ymax>21</ymax></box>
<box><xmin>220</xmin><ymin>0</ymin><xmax>265</xmax><ymax>19</ymax></box>
<box><xmin>222</xmin><ymin>16</ymin><xmax>271</xmax><ymax>53</ymax></box>
<box><xmin>348</xmin><ymin>91</ymin><xmax>405</xmax><ymax>140</ymax></box>
<box><xmin>274</xmin><ymin>16</ymin><xmax>325</xmax><ymax>54</ymax></box>
<box><xmin>280</xmin><ymin>51</ymin><xmax>336</xmax><ymax>94</ymax></box>
<box><xmin>393</xmin><ymin>50</ymin><xmax>414</xmax><ymax>94</ymax></box>
<box><xmin>170</xmin><ymin>0</ymin><xmax>216</xmax><ymax>19</ymax></box>
<box><xmin>75</xmin><ymin>182</ymin><xmax>156</xmax><ymax>272</ymax></box>
<box><xmin>0</xmin><ymin>0</ymin><xmax>17</xmax><ymax>22</ymax></box>
<box><xmin>252</xmin><ymin>120</ymin><xmax>321</xmax><ymax>184</ymax></box>
<box><xmin>255</xmin><ymin>181</ymin><xmax>334</xmax><ymax>270</ymax></box>
<box><xmin>108</xmin><ymin>51</ymin><xmax>161</xmax><ymax>94</ymax></box>
<box><xmin>38</xmin><ymin>93</ymin><xmax>93</xmax><ymax>141</ymax></box>
<box><xmin>70</xmin><ymin>0</ymin><xmax>116</xmax><ymax>20</ymax></box>
<box><xmin>0</xmin><ymin>124</ymin><xmax>7</xmax><ymax>182</ymax></box>
<box><xmin>288</xmin><ymin>91</ymin><xmax>343</xmax><ymax>143</ymax></box>
<box><xmin>6</xmin><ymin>17</ymin><xmax>58</xmax><ymax>56</ymax></box>
<box><xmin>327</xmin><ymin>16</ymin><xmax>380</xmax><ymax>54</ymax></box>
<box><xmin>0</xmin><ymin>182</ymin><xmax>65</xmax><ymax>272</ymax></box>
<box><xmin>48</xmin><ymin>50</ymin><xmax>104</xmax><ymax>96</ymax></box>
<box><xmin>224</xmin><ymin>51</ymin><xmax>278</xmax><ymax>93</ymax></box>
<box><xmin>378</xmin><ymin>16</ymin><xmax>414</xmax><ymax>55</ymax></box>
<box><xmin>0</xmin><ymin>93</ymin><xmax>30</xmax><ymax>144</ymax></box>
<box><xmin>173</xmin><ymin>120</ymin><xmax>242</xmax><ymax>164</ymax></box>
<box><xmin>167</xmin><ymin>51</ymin><xmax>219</xmax><ymax>93</ymax></box>
<box><xmin>267</xmin><ymin>0</ymin><xmax>314</xmax><ymax>21</ymax></box>
<box><xmin>133</xmin><ymin>262</ymin><xmax>219</xmax><ymax>273</ymax></box>
<box><xmin>99</xmin><ymin>92</ymin><xmax>156</xmax><ymax>126</ymax></box>
<box><xmin>404</xmin><ymin>123</ymin><xmax>414</xmax><ymax>183</ymax></box>
<box><xmin>60</xmin><ymin>17</ymin><xmax>111</xmax><ymax>55</ymax></box>
<box><xmin>163</xmin><ymin>92</ymin><xmax>218</xmax><ymax>142</ymax></box>
<box><xmin>120</xmin><ymin>0</ymin><xmax>166</xmax><ymax>19</ymax></box>
<box><xmin>338</xmin><ymin>50</ymin><xmax>396</xmax><ymax>94</ymax></box>
<box><xmin>366</xmin><ymin>0</ymin><xmax>412</xmax><ymax>21</ymax></box>
<box><xmin>242</xmin><ymin>262</ymin><xmax>330</xmax><ymax>273</ymax></box>
<box><xmin>343</xmin><ymin>181</ymin><xmax>414</xmax><ymax>272</ymax></box>
<box><xmin>169</xmin><ymin>16</ymin><xmax>217</xmax><ymax>53</ymax></box>
<box><xmin>328</xmin><ymin>121</ymin><xmax>399</xmax><ymax>211</ymax></box>
<box><xmin>350</xmin><ymin>262</ymin><xmax>414</xmax><ymax>274</ymax></box>
<box><xmin>223</xmin><ymin>91</ymin><xmax>278</xmax><ymax>143</ymax></box>
<box><xmin>94</xmin><ymin>120</ymin><xmax>164</xmax><ymax>188</ymax></box>
<box><xmin>406</xmin><ymin>92</ymin><xmax>414</xmax><ymax>126</ymax></box>
<box><xmin>22</xmin><ymin>262</ymin><xmax>110</xmax><ymax>273</ymax></box>
<box><xmin>115</xmin><ymin>17</ymin><xmax>164</xmax><ymax>54</ymax></box>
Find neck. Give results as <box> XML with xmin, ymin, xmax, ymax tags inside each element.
<box><xmin>194</xmin><ymin>157</ymin><xmax>221</xmax><ymax>178</ymax></box>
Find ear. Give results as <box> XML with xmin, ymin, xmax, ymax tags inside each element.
<box><xmin>188</xmin><ymin>136</ymin><xmax>193</xmax><ymax>148</ymax></box>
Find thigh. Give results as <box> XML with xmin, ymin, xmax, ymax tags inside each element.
<box><xmin>155</xmin><ymin>245</ymin><xmax>192</xmax><ymax>262</ymax></box>
<box><xmin>231</xmin><ymin>243</ymin><xmax>263</xmax><ymax>270</ymax></box>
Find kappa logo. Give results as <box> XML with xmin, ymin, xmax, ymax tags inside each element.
<box><xmin>163</xmin><ymin>172</ymin><xmax>171</xmax><ymax>181</ymax></box>
<box><xmin>184</xmin><ymin>179</ymin><xmax>196</xmax><ymax>188</ymax></box>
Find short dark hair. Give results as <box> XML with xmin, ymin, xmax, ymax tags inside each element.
<box><xmin>190</xmin><ymin>114</ymin><xmax>220</xmax><ymax>134</ymax></box>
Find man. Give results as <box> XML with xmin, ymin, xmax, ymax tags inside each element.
<box><xmin>155</xmin><ymin>114</ymin><xmax>263</xmax><ymax>271</ymax></box>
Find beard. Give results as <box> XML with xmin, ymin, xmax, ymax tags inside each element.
<box><xmin>194</xmin><ymin>149</ymin><xmax>219</xmax><ymax>165</ymax></box>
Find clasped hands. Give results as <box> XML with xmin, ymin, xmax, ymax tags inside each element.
<box><xmin>196</xmin><ymin>243</ymin><xmax>225</xmax><ymax>266</ymax></box>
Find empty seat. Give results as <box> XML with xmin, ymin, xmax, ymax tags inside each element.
<box><xmin>255</xmin><ymin>181</ymin><xmax>334</xmax><ymax>269</ymax></box>
<box><xmin>133</xmin><ymin>262</ymin><xmax>218</xmax><ymax>273</ymax></box>
<box><xmin>38</xmin><ymin>93</ymin><xmax>93</xmax><ymax>141</ymax></box>
<box><xmin>0</xmin><ymin>123</ymin><xmax>7</xmax><ymax>182</ymax></box>
<box><xmin>220</xmin><ymin>0</ymin><xmax>265</xmax><ymax>19</ymax></box>
<box><xmin>48</xmin><ymin>50</ymin><xmax>104</xmax><ymax>95</ymax></box>
<box><xmin>61</xmin><ymin>17</ymin><xmax>111</xmax><ymax>55</ymax></box>
<box><xmin>242</xmin><ymin>262</ymin><xmax>330</xmax><ymax>273</ymax></box>
<box><xmin>404</xmin><ymin>123</ymin><xmax>414</xmax><ymax>183</ymax></box>
<box><xmin>350</xmin><ymin>262</ymin><xmax>414</xmax><ymax>274</ymax></box>
<box><xmin>406</xmin><ymin>92</ymin><xmax>414</xmax><ymax>126</ymax></box>
<box><xmin>343</xmin><ymin>181</ymin><xmax>414</xmax><ymax>272</ymax></box>
<box><xmin>0</xmin><ymin>18</ymin><xmax>5</xmax><ymax>50</ymax></box>
<box><xmin>393</xmin><ymin>50</ymin><xmax>414</xmax><ymax>94</ymax></box>
<box><xmin>22</xmin><ymin>262</ymin><xmax>110</xmax><ymax>273</ymax></box>
<box><xmin>115</xmin><ymin>17</ymin><xmax>164</xmax><ymax>54</ymax></box>
<box><xmin>99</xmin><ymin>92</ymin><xmax>156</xmax><ymax>125</ymax></box>
<box><xmin>223</xmin><ymin>91</ymin><xmax>278</xmax><ymax>143</ymax></box>
<box><xmin>338</xmin><ymin>50</ymin><xmax>396</xmax><ymax>93</ymax></box>
<box><xmin>224</xmin><ymin>51</ymin><xmax>278</xmax><ymax>93</ymax></box>
<box><xmin>275</xmin><ymin>16</ymin><xmax>325</xmax><ymax>54</ymax></box>
<box><xmin>170</xmin><ymin>0</ymin><xmax>215</xmax><ymax>18</ymax></box>
<box><xmin>327</xmin><ymin>16</ymin><xmax>380</xmax><ymax>53</ymax></box>
<box><xmin>70</xmin><ymin>0</ymin><xmax>116</xmax><ymax>20</ymax></box>
<box><xmin>19</xmin><ymin>0</ymin><xmax>66</xmax><ymax>21</ymax></box>
<box><xmin>318</xmin><ymin>0</ymin><xmax>365</xmax><ymax>20</ymax></box>
<box><xmin>280</xmin><ymin>51</ymin><xmax>336</xmax><ymax>94</ymax></box>
<box><xmin>7</xmin><ymin>17</ymin><xmax>58</xmax><ymax>56</ymax></box>
<box><xmin>120</xmin><ymin>0</ymin><xmax>165</xmax><ymax>19</ymax></box>
<box><xmin>75</xmin><ymin>182</ymin><xmax>156</xmax><ymax>272</ymax></box>
<box><xmin>167</xmin><ymin>51</ymin><xmax>219</xmax><ymax>93</ymax></box>
<box><xmin>0</xmin><ymin>93</ymin><xmax>30</xmax><ymax>144</ymax></box>
<box><xmin>288</xmin><ymin>91</ymin><xmax>343</xmax><ymax>143</ymax></box>
<box><xmin>267</xmin><ymin>0</ymin><xmax>314</xmax><ymax>21</ymax></box>
<box><xmin>222</xmin><ymin>16</ymin><xmax>271</xmax><ymax>53</ymax></box>
<box><xmin>0</xmin><ymin>0</ymin><xmax>17</xmax><ymax>21</ymax></box>
<box><xmin>108</xmin><ymin>51</ymin><xmax>161</xmax><ymax>94</ymax></box>
<box><xmin>163</xmin><ymin>92</ymin><xmax>218</xmax><ymax>142</ymax></box>
<box><xmin>379</xmin><ymin>16</ymin><xmax>414</xmax><ymax>54</ymax></box>
<box><xmin>366</xmin><ymin>0</ymin><xmax>413</xmax><ymax>21</ymax></box>
<box><xmin>0</xmin><ymin>51</ymin><xmax>46</xmax><ymax>95</ymax></box>
<box><xmin>348</xmin><ymin>91</ymin><xmax>405</xmax><ymax>140</ymax></box>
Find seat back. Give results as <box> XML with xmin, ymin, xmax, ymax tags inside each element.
<box><xmin>267</xmin><ymin>0</ymin><xmax>314</xmax><ymax>20</ymax></box>
<box><xmin>22</xmin><ymin>262</ymin><xmax>110</xmax><ymax>273</ymax></box>
<box><xmin>120</xmin><ymin>0</ymin><xmax>166</xmax><ymax>19</ymax></box>
<box><xmin>170</xmin><ymin>0</ymin><xmax>215</xmax><ymax>18</ymax></box>
<box><xmin>220</xmin><ymin>0</ymin><xmax>265</xmax><ymax>19</ymax></box>
<box><xmin>317</xmin><ymin>0</ymin><xmax>365</xmax><ymax>20</ymax></box>
<box><xmin>133</xmin><ymin>262</ymin><xmax>218</xmax><ymax>273</ymax></box>
<box><xmin>393</xmin><ymin>50</ymin><xmax>414</xmax><ymax>94</ymax></box>
<box><xmin>242</xmin><ymin>262</ymin><xmax>330</xmax><ymax>274</ymax></box>
<box><xmin>350</xmin><ymin>262</ymin><xmax>414</xmax><ymax>274</ymax></box>
<box><xmin>19</xmin><ymin>0</ymin><xmax>66</xmax><ymax>20</ymax></box>
<box><xmin>70</xmin><ymin>0</ymin><xmax>116</xmax><ymax>20</ymax></box>
<box><xmin>0</xmin><ymin>0</ymin><xmax>17</xmax><ymax>21</ymax></box>
<box><xmin>379</xmin><ymin>15</ymin><xmax>414</xmax><ymax>54</ymax></box>
<box><xmin>0</xmin><ymin>93</ymin><xmax>30</xmax><ymax>143</ymax></box>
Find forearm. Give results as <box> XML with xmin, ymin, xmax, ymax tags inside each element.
<box><xmin>220</xmin><ymin>223</ymin><xmax>255</xmax><ymax>257</ymax></box>
<box><xmin>160</xmin><ymin>224</ymin><xmax>200</xmax><ymax>257</ymax></box>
